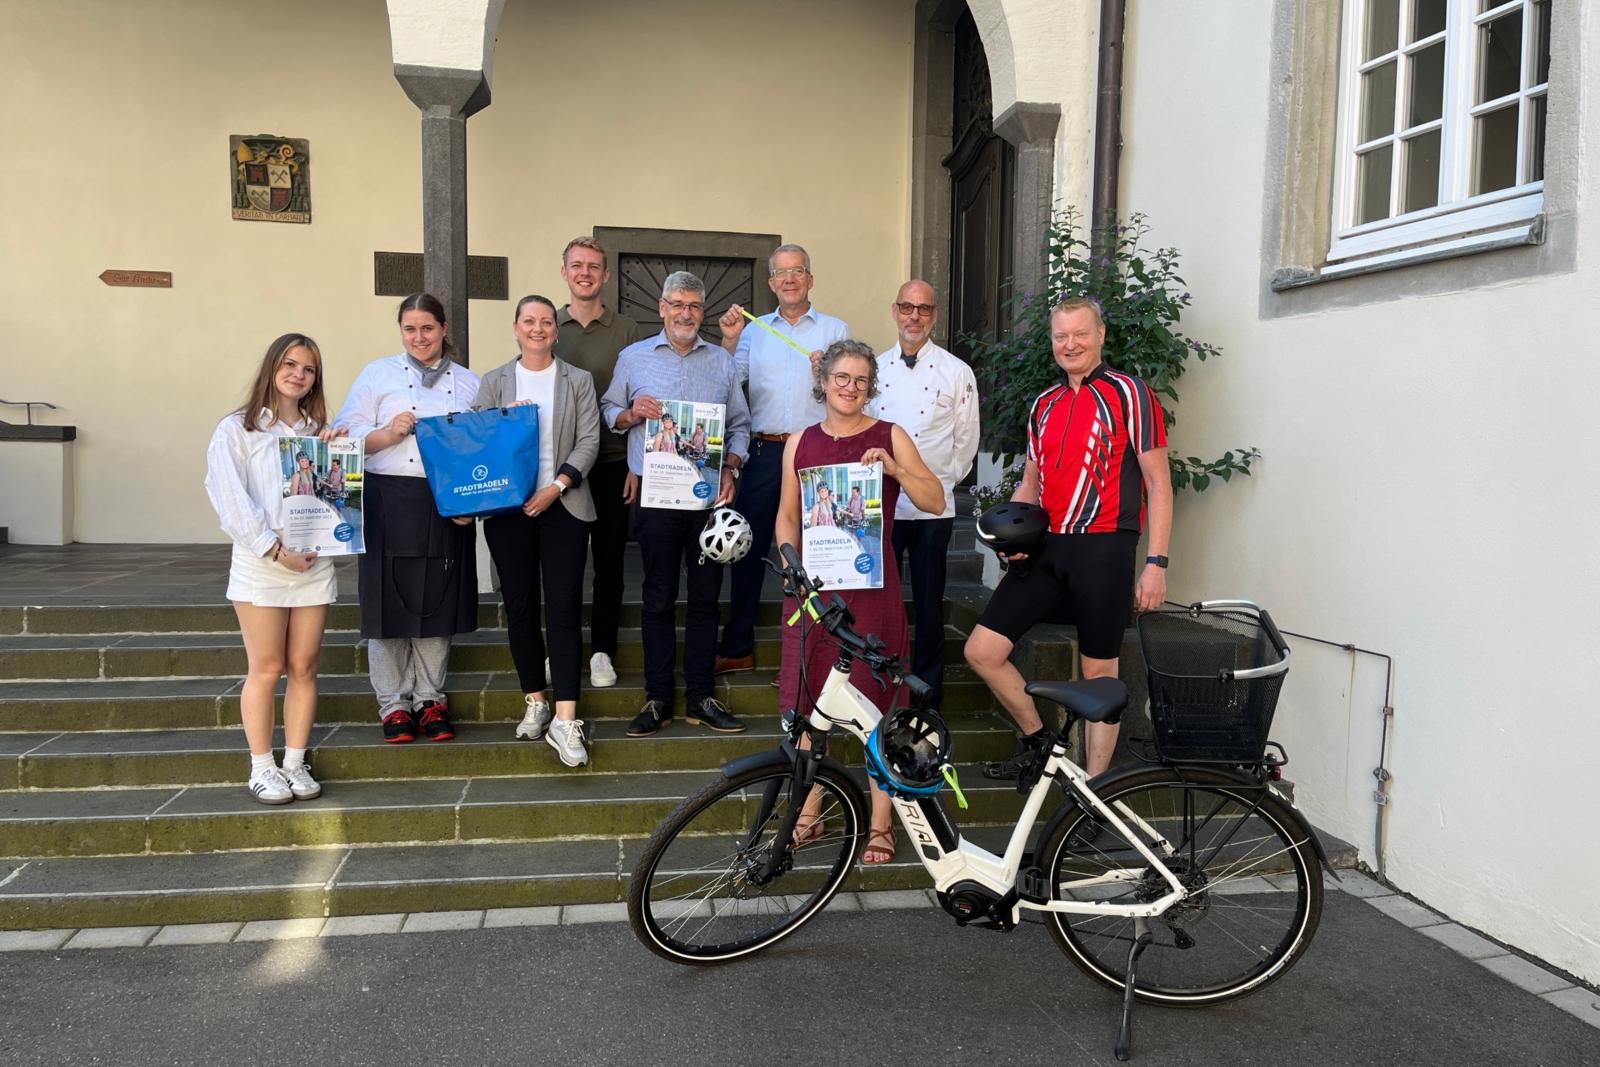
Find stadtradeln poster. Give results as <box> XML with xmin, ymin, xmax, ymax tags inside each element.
<box><xmin>797</xmin><ymin>461</ymin><xmax>884</xmax><ymax>589</ymax></box>
<box><xmin>641</xmin><ymin>399</ymin><xmax>725</xmax><ymax>510</ymax></box>
<box><xmin>278</xmin><ymin>436</ymin><xmax>365</xmax><ymax>554</ymax></box>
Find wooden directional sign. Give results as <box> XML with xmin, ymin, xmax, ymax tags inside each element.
<box><xmin>99</xmin><ymin>270</ymin><xmax>172</xmax><ymax>288</ymax></box>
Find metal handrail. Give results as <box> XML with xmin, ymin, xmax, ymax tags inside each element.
<box><xmin>0</xmin><ymin>398</ymin><xmax>60</xmax><ymax>426</ymax></box>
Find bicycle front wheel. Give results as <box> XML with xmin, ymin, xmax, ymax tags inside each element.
<box><xmin>1041</xmin><ymin>766</ymin><xmax>1323</xmax><ymax>1006</ymax></box>
<box><xmin>627</xmin><ymin>762</ymin><xmax>866</xmax><ymax>964</ymax></box>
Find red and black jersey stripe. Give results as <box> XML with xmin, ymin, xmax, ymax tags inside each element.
<box><xmin>1025</xmin><ymin>364</ymin><xmax>1165</xmax><ymax>534</ymax></box>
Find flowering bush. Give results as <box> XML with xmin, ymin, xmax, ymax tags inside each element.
<box><xmin>969</xmin><ymin>207</ymin><xmax>1259</xmax><ymax>512</ymax></box>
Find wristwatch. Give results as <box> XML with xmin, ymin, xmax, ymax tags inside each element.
<box><xmin>556</xmin><ymin>481</ymin><xmax>568</xmax><ymax>496</ymax></box>
<box><xmin>1145</xmin><ymin>555</ymin><xmax>1169</xmax><ymax>568</ymax></box>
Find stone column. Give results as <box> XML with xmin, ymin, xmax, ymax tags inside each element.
<box><xmin>994</xmin><ymin>101</ymin><xmax>1061</xmax><ymax>300</ymax></box>
<box><xmin>392</xmin><ymin>68</ymin><xmax>488</xmax><ymax>363</ymax></box>
<box><xmin>386</xmin><ymin>0</ymin><xmax>505</xmax><ymax>366</ymax></box>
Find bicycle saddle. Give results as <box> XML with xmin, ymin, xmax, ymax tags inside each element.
<box><xmin>1024</xmin><ymin>678</ymin><xmax>1127</xmax><ymax>723</ymax></box>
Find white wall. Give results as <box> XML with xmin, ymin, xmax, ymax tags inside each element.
<box><xmin>1110</xmin><ymin>3</ymin><xmax>1600</xmax><ymax>982</ymax></box>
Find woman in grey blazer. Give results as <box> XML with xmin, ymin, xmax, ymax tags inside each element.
<box><xmin>474</xmin><ymin>295</ymin><xmax>601</xmax><ymax>765</ymax></box>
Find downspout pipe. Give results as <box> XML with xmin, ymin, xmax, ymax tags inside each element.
<box><xmin>1091</xmin><ymin>0</ymin><xmax>1128</xmax><ymax>257</ymax></box>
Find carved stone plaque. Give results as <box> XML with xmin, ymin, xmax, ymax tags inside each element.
<box><xmin>231</xmin><ymin>135</ymin><xmax>311</xmax><ymax>223</ymax></box>
<box><xmin>373</xmin><ymin>253</ymin><xmax>508</xmax><ymax>300</ymax></box>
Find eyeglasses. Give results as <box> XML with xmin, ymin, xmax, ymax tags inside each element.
<box><xmin>663</xmin><ymin>300</ymin><xmax>704</xmax><ymax>314</ymax></box>
<box><xmin>895</xmin><ymin>302</ymin><xmax>937</xmax><ymax>317</ymax></box>
<box><xmin>770</xmin><ymin>267</ymin><xmax>810</xmax><ymax>278</ymax></box>
<box><xmin>829</xmin><ymin>372</ymin><xmax>871</xmax><ymax>390</ymax></box>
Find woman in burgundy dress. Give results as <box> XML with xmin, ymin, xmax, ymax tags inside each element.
<box><xmin>775</xmin><ymin>339</ymin><xmax>946</xmax><ymax>864</ymax></box>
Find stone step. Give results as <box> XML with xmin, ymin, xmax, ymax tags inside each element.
<box><xmin>0</xmin><ymin>719</ymin><xmax>1020</xmax><ymax>790</ymax></box>
<box><xmin>0</xmin><ymin>762</ymin><xmax>1025</xmax><ymax>862</ymax></box>
<box><xmin>0</xmin><ymin>823</ymin><xmax>1026</xmax><ymax>931</ymax></box>
<box><xmin>0</xmin><ymin>666</ymin><xmax>1004</xmax><ymax>733</ymax></box>
<box><xmin>0</xmin><ymin>566</ymin><xmax>988</xmax><ymax>636</ymax></box>
<box><xmin>0</xmin><ymin>625</ymin><xmax>971</xmax><ymax>681</ymax></box>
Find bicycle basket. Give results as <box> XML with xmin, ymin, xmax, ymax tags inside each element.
<box><xmin>1135</xmin><ymin>608</ymin><xmax>1287</xmax><ymax>763</ymax></box>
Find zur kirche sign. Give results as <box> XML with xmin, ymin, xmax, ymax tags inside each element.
<box><xmin>99</xmin><ymin>270</ymin><xmax>172</xmax><ymax>288</ymax></box>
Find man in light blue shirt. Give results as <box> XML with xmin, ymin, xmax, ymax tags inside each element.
<box><xmin>713</xmin><ymin>243</ymin><xmax>850</xmax><ymax>674</ymax></box>
<box><xmin>601</xmin><ymin>271</ymin><xmax>751</xmax><ymax>737</ymax></box>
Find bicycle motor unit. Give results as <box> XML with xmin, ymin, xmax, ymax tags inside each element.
<box><xmin>936</xmin><ymin>881</ymin><xmax>1020</xmax><ymax>931</ymax></box>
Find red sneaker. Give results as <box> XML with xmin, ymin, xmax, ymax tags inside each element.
<box><xmin>417</xmin><ymin>701</ymin><xmax>455</xmax><ymax>741</ymax></box>
<box><xmin>382</xmin><ymin>708</ymin><xmax>416</xmax><ymax>744</ymax></box>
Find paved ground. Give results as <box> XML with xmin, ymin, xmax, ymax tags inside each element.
<box><xmin>1</xmin><ymin>889</ymin><xmax>1595</xmax><ymax>1066</ymax></box>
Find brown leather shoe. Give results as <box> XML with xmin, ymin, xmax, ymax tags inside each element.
<box><xmin>713</xmin><ymin>654</ymin><xmax>754</xmax><ymax>675</ymax></box>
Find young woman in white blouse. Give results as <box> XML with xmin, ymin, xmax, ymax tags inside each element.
<box><xmin>473</xmin><ymin>295</ymin><xmax>601</xmax><ymax>765</ymax></box>
<box><xmin>204</xmin><ymin>333</ymin><xmax>339</xmax><ymax>805</ymax></box>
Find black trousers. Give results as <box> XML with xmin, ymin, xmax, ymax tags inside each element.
<box><xmin>634</xmin><ymin>504</ymin><xmax>722</xmax><ymax>710</ymax></box>
<box><xmin>483</xmin><ymin>503</ymin><xmax>588</xmax><ymax>702</ymax></box>
<box><xmin>718</xmin><ymin>436</ymin><xmax>784</xmax><ymax>658</ymax></box>
<box><xmin>891</xmin><ymin>516</ymin><xmax>954</xmax><ymax>707</ymax></box>
<box><xmin>586</xmin><ymin>458</ymin><xmax>629</xmax><ymax>657</ymax></box>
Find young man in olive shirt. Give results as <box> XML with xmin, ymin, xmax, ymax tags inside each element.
<box><xmin>554</xmin><ymin>236</ymin><xmax>641</xmax><ymax>689</ymax></box>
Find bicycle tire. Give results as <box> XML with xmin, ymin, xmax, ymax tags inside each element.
<box><xmin>628</xmin><ymin>762</ymin><xmax>867</xmax><ymax>964</ymax></box>
<box><xmin>1040</xmin><ymin>765</ymin><xmax>1323</xmax><ymax>1005</ymax></box>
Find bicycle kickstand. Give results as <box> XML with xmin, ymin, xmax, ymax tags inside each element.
<box><xmin>1113</xmin><ymin>918</ymin><xmax>1153</xmax><ymax>1062</ymax></box>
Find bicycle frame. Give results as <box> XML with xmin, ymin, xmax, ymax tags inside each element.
<box><xmin>805</xmin><ymin>662</ymin><xmax>1189</xmax><ymax>924</ymax></box>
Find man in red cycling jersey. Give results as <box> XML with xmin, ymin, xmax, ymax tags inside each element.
<box><xmin>964</xmin><ymin>296</ymin><xmax>1173</xmax><ymax>779</ymax></box>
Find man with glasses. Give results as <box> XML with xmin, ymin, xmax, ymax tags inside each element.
<box><xmin>713</xmin><ymin>244</ymin><xmax>850</xmax><ymax>677</ymax></box>
<box><xmin>554</xmin><ymin>236</ymin><xmax>641</xmax><ymax>689</ymax></box>
<box><xmin>602</xmin><ymin>272</ymin><xmax>752</xmax><ymax>736</ymax></box>
<box><xmin>866</xmin><ymin>280</ymin><xmax>978</xmax><ymax>709</ymax></box>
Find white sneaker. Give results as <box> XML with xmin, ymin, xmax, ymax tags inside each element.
<box><xmin>590</xmin><ymin>652</ymin><xmax>618</xmax><ymax>688</ymax></box>
<box><xmin>545</xmin><ymin>717</ymin><xmax>589</xmax><ymax>767</ymax></box>
<box><xmin>248</xmin><ymin>765</ymin><xmax>293</xmax><ymax>805</ymax></box>
<box><xmin>282</xmin><ymin>762</ymin><xmax>322</xmax><ymax>800</ymax></box>
<box><xmin>516</xmin><ymin>694</ymin><xmax>553</xmax><ymax>740</ymax></box>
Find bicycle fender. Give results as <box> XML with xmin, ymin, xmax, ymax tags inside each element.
<box><xmin>1039</xmin><ymin>764</ymin><xmax>1339</xmax><ymax>878</ymax></box>
<box><xmin>718</xmin><ymin>745</ymin><xmax>857</xmax><ymax>784</ymax></box>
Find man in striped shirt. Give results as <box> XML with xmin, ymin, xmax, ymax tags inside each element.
<box><xmin>964</xmin><ymin>297</ymin><xmax>1173</xmax><ymax>780</ymax></box>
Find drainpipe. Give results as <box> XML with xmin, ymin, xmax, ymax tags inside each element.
<box><xmin>1091</xmin><ymin>0</ymin><xmax>1127</xmax><ymax>257</ymax></box>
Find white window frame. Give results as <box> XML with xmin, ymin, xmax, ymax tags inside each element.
<box><xmin>1327</xmin><ymin>0</ymin><xmax>1547</xmax><ymax>271</ymax></box>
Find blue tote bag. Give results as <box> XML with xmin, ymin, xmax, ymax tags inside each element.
<box><xmin>414</xmin><ymin>405</ymin><xmax>541</xmax><ymax>518</ymax></box>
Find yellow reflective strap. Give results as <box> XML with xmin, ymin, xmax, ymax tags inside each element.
<box><xmin>941</xmin><ymin>764</ymin><xmax>968</xmax><ymax>809</ymax></box>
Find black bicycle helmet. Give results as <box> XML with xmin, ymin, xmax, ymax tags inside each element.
<box><xmin>976</xmin><ymin>501</ymin><xmax>1049</xmax><ymax>558</ymax></box>
<box><xmin>865</xmin><ymin>708</ymin><xmax>954</xmax><ymax>798</ymax></box>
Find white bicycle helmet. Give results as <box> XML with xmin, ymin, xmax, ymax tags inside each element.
<box><xmin>698</xmin><ymin>507</ymin><xmax>753</xmax><ymax>565</ymax></box>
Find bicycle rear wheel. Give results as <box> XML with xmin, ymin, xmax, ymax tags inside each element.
<box><xmin>1041</xmin><ymin>766</ymin><xmax>1323</xmax><ymax>1005</ymax></box>
<box><xmin>628</xmin><ymin>762</ymin><xmax>866</xmax><ymax>964</ymax></box>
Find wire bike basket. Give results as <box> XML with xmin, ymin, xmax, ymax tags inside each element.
<box><xmin>1135</xmin><ymin>600</ymin><xmax>1292</xmax><ymax>764</ymax></box>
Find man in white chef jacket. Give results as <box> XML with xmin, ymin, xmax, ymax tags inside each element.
<box><xmin>866</xmin><ymin>280</ymin><xmax>979</xmax><ymax>710</ymax></box>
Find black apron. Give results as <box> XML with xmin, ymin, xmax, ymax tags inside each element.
<box><xmin>359</xmin><ymin>472</ymin><xmax>478</xmax><ymax>639</ymax></box>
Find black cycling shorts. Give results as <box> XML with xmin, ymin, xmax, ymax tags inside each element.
<box><xmin>975</xmin><ymin>530</ymin><xmax>1139</xmax><ymax>660</ymax></box>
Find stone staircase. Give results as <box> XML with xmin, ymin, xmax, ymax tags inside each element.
<box><xmin>1</xmin><ymin>537</ymin><xmax>1067</xmax><ymax>931</ymax></box>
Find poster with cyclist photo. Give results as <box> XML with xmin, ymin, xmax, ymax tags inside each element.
<box><xmin>641</xmin><ymin>398</ymin><xmax>724</xmax><ymax>510</ymax></box>
<box><xmin>798</xmin><ymin>461</ymin><xmax>883</xmax><ymax>589</ymax></box>
<box><xmin>278</xmin><ymin>436</ymin><xmax>365</xmax><ymax>554</ymax></box>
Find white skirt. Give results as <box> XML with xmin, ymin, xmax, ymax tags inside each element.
<box><xmin>226</xmin><ymin>544</ymin><xmax>338</xmax><ymax>607</ymax></box>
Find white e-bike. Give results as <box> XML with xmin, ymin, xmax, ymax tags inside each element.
<box><xmin>628</xmin><ymin>547</ymin><xmax>1326</xmax><ymax>1060</ymax></box>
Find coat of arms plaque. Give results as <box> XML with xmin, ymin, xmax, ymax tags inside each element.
<box><xmin>230</xmin><ymin>135</ymin><xmax>311</xmax><ymax>223</ymax></box>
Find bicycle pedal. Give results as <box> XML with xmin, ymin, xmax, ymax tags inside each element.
<box><xmin>1018</xmin><ymin>866</ymin><xmax>1051</xmax><ymax>904</ymax></box>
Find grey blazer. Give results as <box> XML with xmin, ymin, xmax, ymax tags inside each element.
<box><xmin>473</xmin><ymin>357</ymin><xmax>600</xmax><ymax>522</ymax></box>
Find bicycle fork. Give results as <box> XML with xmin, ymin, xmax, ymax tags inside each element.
<box><xmin>751</xmin><ymin>735</ymin><xmax>829</xmax><ymax>884</ymax></box>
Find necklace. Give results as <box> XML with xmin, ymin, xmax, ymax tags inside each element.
<box><xmin>823</xmin><ymin>415</ymin><xmax>870</xmax><ymax>441</ymax></box>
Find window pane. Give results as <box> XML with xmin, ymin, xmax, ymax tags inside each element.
<box><xmin>1477</xmin><ymin>11</ymin><xmax>1523</xmax><ymax>103</ymax></box>
<box><xmin>1533</xmin><ymin>0</ymin><xmax>1551</xmax><ymax>86</ymax></box>
<box><xmin>1403</xmin><ymin>130</ymin><xmax>1442</xmax><ymax>213</ymax></box>
<box><xmin>1361</xmin><ymin>60</ymin><xmax>1398</xmax><ymax>141</ymax></box>
<box><xmin>1473</xmin><ymin>103</ymin><xmax>1520</xmax><ymax>193</ymax></box>
<box><xmin>1357</xmin><ymin>144</ymin><xmax>1394</xmax><ymax>224</ymax></box>
<box><xmin>1528</xmin><ymin>94</ymin><xmax>1546</xmax><ymax>182</ymax></box>
<box><xmin>1365</xmin><ymin>0</ymin><xmax>1399</xmax><ymax>59</ymax></box>
<box><xmin>1408</xmin><ymin>42</ymin><xmax>1446</xmax><ymax>126</ymax></box>
<box><xmin>1411</xmin><ymin>0</ymin><xmax>1446</xmax><ymax>40</ymax></box>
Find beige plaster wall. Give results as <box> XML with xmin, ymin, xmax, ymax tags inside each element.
<box><xmin>1</xmin><ymin>0</ymin><xmax>914</xmax><ymax>542</ymax></box>
<box><xmin>1117</xmin><ymin>3</ymin><xmax>1600</xmax><ymax>982</ymax></box>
